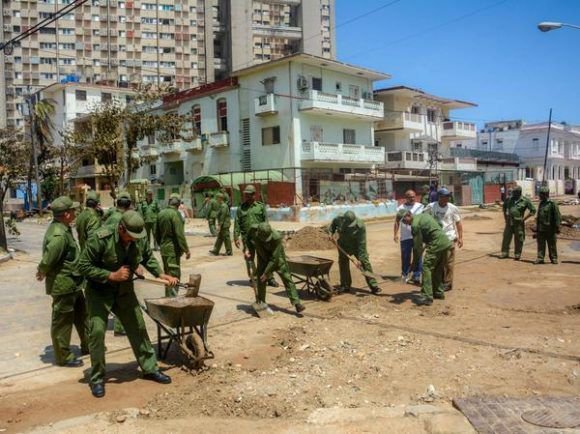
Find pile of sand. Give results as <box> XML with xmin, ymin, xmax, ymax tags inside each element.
<box><xmin>285</xmin><ymin>226</ymin><xmax>335</xmax><ymax>251</ymax></box>
<box><xmin>525</xmin><ymin>217</ymin><xmax>580</xmax><ymax>240</ymax></box>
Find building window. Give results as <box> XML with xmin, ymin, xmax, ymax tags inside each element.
<box><xmin>147</xmin><ymin>134</ymin><xmax>155</xmax><ymax>145</ymax></box>
<box><xmin>150</xmin><ymin>164</ymin><xmax>156</xmax><ymax>175</ymax></box>
<box><xmin>101</xmin><ymin>92</ymin><xmax>112</xmax><ymax>103</ymax></box>
<box><xmin>312</xmin><ymin>77</ymin><xmax>322</xmax><ymax>91</ymax></box>
<box><xmin>343</xmin><ymin>129</ymin><xmax>356</xmax><ymax>144</ymax></box>
<box><xmin>216</xmin><ymin>99</ymin><xmax>227</xmax><ymax>132</ymax></box>
<box><xmin>532</xmin><ymin>137</ymin><xmax>539</xmax><ymax>150</ymax></box>
<box><xmin>75</xmin><ymin>90</ymin><xmax>87</xmax><ymax>101</ymax></box>
<box><xmin>427</xmin><ymin>109</ymin><xmax>437</xmax><ymax>123</ymax></box>
<box><xmin>192</xmin><ymin>104</ymin><xmax>201</xmax><ymax>134</ymax></box>
<box><xmin>262</xmin><ymin>126</ymin><xmax>280</xmax><ymax>145</ymax></box>
<box><xmin>495</xmin><ymin>138</ymin><xmax>503</xmax><ymax>150</ymax></box>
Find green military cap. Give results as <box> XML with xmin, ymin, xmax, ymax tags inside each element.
<box><xmin>146</xmin><ymin>189</ymin><xmax>154</xmax><ymax>194</ymax></box>
<box><xmin>243</xmin><ymin>185</ymin><xmax>256</xmax><ymax>194</ymax></box>
<box><xmin>256</xmin><ymin>222</ymin><xmax>274</xmax><ymax>242</ymax></box>
<box><xmin>170</xmin><ymin>193</ymin><xmax>181</xmax><ymax>200</ymax></box>
<box><xmin>120</xmin><ymin>210</ymin><xmax>147</xmax><ymax>239</ymax></box>
<box><xmin>216</xmin><ymin>192</ymin><xmax>225</xmax><ymax>200</ymax></box>
<box><xmin>344</xmin><ymin>210</ymin><xmax>357</xmax><ymax>227</ymax></box>
<box><xmin>51</xmin><ymin>196</ymin><xmax>80</xmax><ymax>215</ymax></box>
<box><xmin>86</xmin><ymin>191</ymin><xmax>100</xmax><ymax>202</ymax></box>
<box><xmin>539</xmin><ymin>186</ymin><xmax>550</xmax><ymax>194</ymax></box>
<box><xmin>118</xmin><ymin>191</ymin><xmax>131</xmax><ymax>200</ymax></box>
<box><xmin>396</xmin><ymin>209</ymin><xmax>411</xmax><ymax>221</ymax></box>
<box><xmin>513</xmin><ymin>185</ymin><xmax>522</xmax><ymax>192</ymax></box>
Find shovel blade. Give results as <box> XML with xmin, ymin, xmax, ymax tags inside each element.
<box><xmin>252</xmin><ymin>302</ymin><xmax>273</xmax><ymax>318</ymax></box>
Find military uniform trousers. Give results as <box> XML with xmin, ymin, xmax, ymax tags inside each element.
<box><xmin>144</xmin><ymin>222</ymin><xmax>158</xmax><ymax>249</ymax></box>
<box><xmin>212</xmin><ymin>226</ymin><xmax>232</xmax><ymax>255</ymax></box>
<box><xmin>51</xmin><ymin>291</ymin><xmax>89</xmax><ymax>365</ymax></box>
<box><xmin>337</xmin><ymin>245</ymin><xmax>378</xmax><ymax>290</ymax></box>
<box><xmin>255</xmin><ymin>258</ymin><xmax>300</xmax><ymax>306</ymax></box>
<box><xmin>443</xmin><ymin>242</ymin><xmax>457</xmax><ymax>290</ymax></box>
<box><xmin>208</xmin><ymin>218</ymin><xmax>217</xmax><ymax>236</ymax></box>
<box><xmin>501</xmin><ymin>221</ymin><xmax>526</xmax><ymax>258</ymax></box>
<box><xmin>86</xmin><ymin>285</ymin><xmax>158</xmax><ymax>385</ymax></box>
<box><xmin>422</xmin><ymin>247</ymin><xmax>450</xmax><ymax>300</ymax></box>
<box><xmin>162</xmin><ymin>254</ymin><xmax>181</xmax><ymax>297</ymax></box>
<box><xmin>537</xmin><ymin>231</ymin><xmax>558</xmax><ymax>262</ymax></box>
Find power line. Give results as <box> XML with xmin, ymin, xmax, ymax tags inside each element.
<box><xmin>342</xmin><ymin>0</ymin><xmax>510</xmax><ymax>60</ymax></box>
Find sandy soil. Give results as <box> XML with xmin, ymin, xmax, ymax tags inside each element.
<box><xmin>1</xmin><ymin>204</ymin><xmax>579</xmax><ymax>433</ymax></box>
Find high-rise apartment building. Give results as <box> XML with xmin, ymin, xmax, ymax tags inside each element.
<box><xmin>0</xmin><ymin>0</ymin><xmax>335</xmax><ymax>128</ymax></box>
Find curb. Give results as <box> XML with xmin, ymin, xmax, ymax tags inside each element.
<box><xmin>0</xmin><ymin>253</ymin><xmax>12</xmax><ymax>264</ymax></box>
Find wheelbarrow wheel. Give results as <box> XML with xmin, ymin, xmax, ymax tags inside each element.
<box><xmin>184</xmin><ymin>332</ymin><xmax>206</xmax><ymax>369</ymax></box>
<box><xmin>316</xmin><ymin>279</ymin><xmax>333</xmax><ymax>301</ymax></box>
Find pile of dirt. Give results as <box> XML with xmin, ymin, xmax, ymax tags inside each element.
<box><xmin>525</xmin><ymin>218</ymin><xmax>580</xmax><ymax>240</ymax></box>
<box><xmin>285</xmin><ymin>226</ymin><xmax>335</xmax><ymax>251</ymax></box>
<box><xmin>463</xmin><ymin>214</ymin><xmax>492</xmax><ymax>221</ymax></box>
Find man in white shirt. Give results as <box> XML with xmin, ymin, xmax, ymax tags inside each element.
<box><xmin>424</xmin><ymin>188</ymin><xmax>463</xmax><ymax>291</ymax></box>
<box><xmin>394</xmin><ymin>190</ymin><xmax>424</xmax><ymax>283</ymax></box>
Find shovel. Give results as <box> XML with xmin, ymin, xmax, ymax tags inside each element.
<box><xmin>329</xmin><ymin>237</ymin><xmax>401</xmax><ymax>283</ymax></box>
<box><xmin>246</xmin><ymin>257</ymin><xmax>273</xmax><ymax>318</ymax></box>
<box><xmin>134</xmin><ymin>273</ymin><xmax>201</xmax><ymax>296</ymax></box>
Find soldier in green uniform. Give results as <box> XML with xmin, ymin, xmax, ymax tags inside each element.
<box><xmin>248</xmin><ymin>223</ymin><xmax>305</xmax><ymax>313</ymax></box>
<box><xmin>155</xmin><ymin>193</ymin><xmax>191</xmax><ymax>297</ymax></box>
<box><xmin>234</xmin><ymin>185</ymin><xmax>278</xmax><ymax>287</ymax></box>
<box><xmin>420</xmin><ymin>185</ymin><xmax>431</xmax><ymax>206</ymax></box>
<box><xmin>207</xmin><ymin>193</ymin><xmax>219</xmax><ymax>236</ymax></box>
<box><xmin>501</xmin><ymin>186</ymin><xmax>536</xmax><ymax>260</ymax></box>
<box><xmin>103</xmin><ymin>191</ymin><xmax>133</xmax><ymax>335</ymax></box>
<box><xmin>399</xmin><ymin>210</ymin><xmax>453</xmax><ymax>306</ymax></box>
<box><xmin>76</xmin><ymin>191</ymin><xmax>102</xmax><ymax>251</ymax></box>
<box><xmin>78</xmin><ymin>211</ymin><xmax>177</xmax><ymax>398</ymax></box>
<box><xmin>37</xmin><ymin>196</ymin><xmax>88</xmax><ymax>367</ymax></box>
<box><xmin>328</xmin><ymin>211</ymin><xmax>381</xmax><ymax>294</ymax></box>
<box><xmin>138</xmin><ymin>190</ymin><xmax>160</xmax><ymax>250</ymax></box>
<box><xmin>535</xmin><ymin>186</ymin><xmax>561</xmax><ymax>264</ymax></box>
<box><xmin>209</xmin><ymin>193</ymin><xmax>232</xmax><ymax>256</ymax></box>
<box><xmin>103</xmin><ymin>191</ymin><xmax>132</xmax><ymax>226</ymax></box>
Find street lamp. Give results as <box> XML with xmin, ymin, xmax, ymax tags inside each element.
<box><xmin>537</xmin><ymin>21</ymin><xmax>580</xmax><ymax>32</ymax></box>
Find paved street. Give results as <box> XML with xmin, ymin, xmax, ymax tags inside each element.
<box><xmin>0</xmin><ymin>219</ymin><xmax>312</xmax><ymax>380</ymax></box>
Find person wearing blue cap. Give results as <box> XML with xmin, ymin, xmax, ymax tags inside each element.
<box><xmin>423</xmin><ymin>187</ymin><xmax>463</xmax><ymax>291</ymax></box>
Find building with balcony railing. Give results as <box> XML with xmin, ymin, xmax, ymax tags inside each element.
<box><xmin>130</xmin><ymin>53</ymin><xmax>389</xmax><ymax>200</ymax></box>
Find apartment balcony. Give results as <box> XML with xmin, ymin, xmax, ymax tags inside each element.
<box><xmin>375</xmin><ymin>112</ymin><xmax>424</xmax><ymax>131</ymax></box>
<box><xmin>252</xmin><ymin>24</ymin><xmax>302</xmax><ymax>40</ymax></box>
<box><xmin>183</xmin><ymin>137</ymin><xmax>203</xmax><ymax>152</ymax></box>
<box><xmin>206</xmin><ymin>131</ymin><xmax>229</xmax><ymax>148</ymax></box>
<box><xmin>74</xmin><ymin>165</ymin><xmax>99</xmax><ymax>177</ymax></box>
<box><xmin>301</xmin><ymin>142</ymin><xmax>385</xmax><ymax>165</ymax></box>
<box><xmin>448</xmin><ymin>147</ymin><xmax>519</xmax><ymax>164</ymax></box>
<box><xmin>140</xmin><ymin>145</ymin><xmax>159</xmax><ymax>158</ymax></box>
<box><xmin>299</xmin><ymin>90</ymin><xmax>384</xmax><ymax>120</ymax></box>
<box><xmin>260</xmin><ymin>0</ymin><xmax>301</xmax><ymax>4</ymax></box>
<box><xmin>383</xmin><ymin>151</ymin><xmax>428</xmax><ymax>170</ymax></box>
<box><xmin>441</xmin><ymin>121</ymin><xmax>477</xmax><ymax>140</ymax></box>
<box><xmin>159</xmin><ymin>141</ymin><xmax>183</xmax><ymax>155</ymax></box>
<box><xmin>254</xmin><ymin>93</ymin><xmax>278</xmax><ymax>116</ymax></box>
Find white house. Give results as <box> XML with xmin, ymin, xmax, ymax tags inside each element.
<box><xmin>373</xmin><ymin>86</ymin><xmax>478</xmax><ymax>172</ymax></box>
<box><xmin>477</xmin><ymin>120</ymin><xmax>525</xmax><ymax>153</ymax></box>
<box><xmin>514</xmin><ymin>122</ymin><xmax>580</xmax><ymax>194</ymax></box>
<box><xmin>134</xmin><ymin>53</ymin><xmax>390</xmax><ymax>202</ymax></box>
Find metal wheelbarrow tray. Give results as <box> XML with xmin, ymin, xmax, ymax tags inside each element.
<box><xmin>144</xmin><ymin>296</ymin><xmax>215</xmax><ymax>369</ymax></box>
<box><xmin>287</xmin><ymin>255</ymin><xmax>335</xmax><ymax>301</ymax></box>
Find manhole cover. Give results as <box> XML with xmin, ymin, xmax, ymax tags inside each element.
<box><xmin>521</xmin><ymin>408</ymin><xmax>580</xmax><ymax>429</ymax></box>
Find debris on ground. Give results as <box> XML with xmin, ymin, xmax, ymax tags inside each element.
<box><xmin>463</xmin><ymin>214</ymin><xmax>492</xmax><ymax>221</ymax></box>
<box><xmin>285</xmin><ymin>226</ymin><xmax>335</xmax><ymax>251</ymax></box>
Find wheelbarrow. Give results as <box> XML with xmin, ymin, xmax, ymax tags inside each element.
<box><xmin>287</xmin><ymin>255</ymin><xmax>334</xmax><ymax>301</ymax></box>
<box><xmin>139</xmin><ymin>274</ymin><xmax>215</xmax><ymax>369</ymax></box>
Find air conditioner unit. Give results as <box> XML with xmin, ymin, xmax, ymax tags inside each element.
<box><xmin>297</xmin><ymin>75</ymin><xmax>308</xmax><ymax>91</ymax></box>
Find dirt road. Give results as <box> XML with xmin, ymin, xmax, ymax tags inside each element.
<box><xmin>1</xmin><ymin>205</ymin><xmax>579</xmax><ymax>433</ymax></box>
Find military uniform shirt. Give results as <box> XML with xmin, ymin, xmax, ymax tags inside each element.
<box><xmin>503</xmin><ymin>196</ymin><xmax>536</xmax><ymax>223</ymax></box>
<box><xmin>536</xmin><ymin>199</ymin><xmax>561</xmax><ymax>232</ymax></box>
<box><xmin>234</xmin><ymin>201</ymin><xmax>268</xmax><ymax>243</ymax></box>
<box><xmin>139</xmin><ymin>200</ymin><xmax>160</xmax><ymax>224</ymax></box>
<box><xmin>155</xmin><ymin>207</ymin><xmax>189</xmax><ymax>257</ymax></box>
<box><xmin>411</xmin><ymin>213</ymin><xmax>453</xmax><ymax>254</ymax></box>
<box><xmin>38</xmin><ymin>221</ymin><xmax>82</xmax><ymax>296</ymax></box>
<box><xmin>76</xmin><ymin>207</ymin><xmax>102</xmax><ymax>251</ymax></box>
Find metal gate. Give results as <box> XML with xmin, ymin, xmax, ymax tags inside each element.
<box><xmin>469</xmin><ymin>174</ymin><xmax>484</xmax><ymax>204</ymax></box>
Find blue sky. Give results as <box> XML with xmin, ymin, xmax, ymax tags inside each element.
<box><xmin>335</xmin><ymin>0</ymin><xmax>580</xmax><ymax>127</ymax></box>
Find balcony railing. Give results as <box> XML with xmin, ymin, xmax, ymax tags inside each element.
<box><xmin>376</xmin><ymin>112</ymin><xmax>424</xmax><ymax>131</ymax></box>
<box><xmin>384</xmin><ymin>151</ymin><xmax>428</xmax><ymax>169</ymax></box>
<box><xmin>206</xmin><ymin>131</ymin><xmax>229</xmax><ymax>148</ymax></box>
<box><xmin>140</xmin><ymin>144</ymin><xmax>159</xmax><ymax>158</ymax></box>
<box><xmin>254</xmin><ymin>93</ymin><xmax>278</xmax><ymax>116</ymax></box>
<box><xmin>301</xmin><ymin>142</ymin><xmax>385</xmax><ymax>164</ymax></box>
<box><xmin>252</xmin><ymin>24</ymin><xmax>302</xmax><ymax>39</ymax></box>
<box><xmin>441</xmin><ymin>121</ymin><xmax>477</xmax><ymax>139</ymax></box>
<box><xmin>184</xmin><ymin>137</ymin><xmax>203</xmax><ymax>152</ymax></box>
<box><xmin>299</xmin><ymin>90</ymin><xmax>384</xmax><ymax>120</ymax></box>
<box><xmin>159</xmin><ymin>141</ymin><xmax>183</xmax><ymax>154</ymax></box>
<box><xmin>449</xmin><ymin>147</ymin><xmax>519</xmax><ymax>163</ymax></box>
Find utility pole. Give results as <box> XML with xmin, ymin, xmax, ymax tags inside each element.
<box><xmin>542</xmin><ymin>108</ymin><xmax>552</xmax><ymax>185</ymax></box>
<box><xmin>25</xmin><ymin>89</ymin><xmax>43</xmax><ymax>216</ymax></box>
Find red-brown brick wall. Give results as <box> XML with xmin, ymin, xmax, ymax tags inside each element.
<box><xmin>266</xmin><ymin>182</ymin><xmax>295</xmax><ymax>206</ymax></box>
<box><xmin>484</xmin><ymin>184</ymin><xmax>501</xmax><ymax>204</ymax></box>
